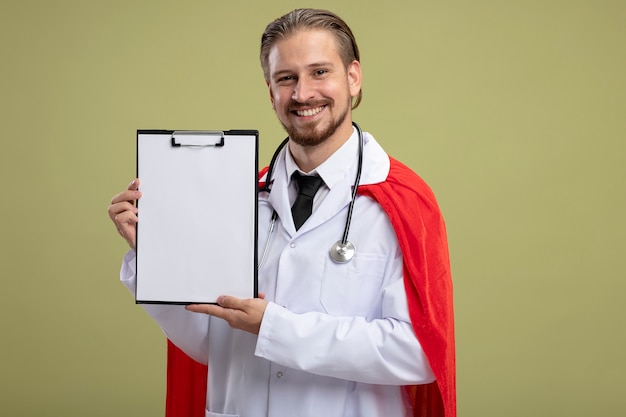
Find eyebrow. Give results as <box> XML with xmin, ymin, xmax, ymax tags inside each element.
<box><xmin>272</xmin><ymin>61</ymin><xmax>337</xmax><ymax>78</ymax></box>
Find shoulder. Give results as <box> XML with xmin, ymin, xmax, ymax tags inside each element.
<box><xmin>360</xmin><ymin>156</ymin><xmax>440</xmax><ymax>210</ymax></box>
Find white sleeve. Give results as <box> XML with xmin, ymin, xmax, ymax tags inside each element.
<box><xmin>254</xmin><ymin>264</ymin><xmax>435</xmax><ymax>386</ymax></box>
<box><xmin>120</xmin><ymin>250</ymin><xmax>210</xmax><ymax>364</ymax></box>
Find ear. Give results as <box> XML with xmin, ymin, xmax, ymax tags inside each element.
<box><xmin>347</xmin><ymin>60</ymin><xmax>362</xmax><ymax>98</ymax></box>
<box><xmin>266</xmin><ymin>80</ymin><xmax>277</xmax><ymax>110</ymax></box>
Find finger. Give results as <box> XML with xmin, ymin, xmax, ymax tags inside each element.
<box><xmin>110</xmin><ymin>189</ymin><xmax>142</xmax><ymax>206</ymax></box>
<box><xmin>186</xmin><ymin>299</ymin><xmax>265</xmax><ymax>335</ymax></box>
<box><xmin>185</xmin><ymin>296</ymin><xmax>244</xmax><ymax>316</ymax></box>
<box><xmin>108</xmin><ymin>202</ymin><xmax>138</xmax><ymax>227</ymax></box>
<box><xmin>107</xmin><ymin>201</ymin><xmax>137</xmax><ymax>222</ymax></box>
<box><xmin>186</xmin><ymin>303</ymin><xmax>231</xmax><ymax>321</ymax></box>
<box><xmin>107</xmin><ymin>179</ymin><xmax>143</xmax><ymax>249</ymax></box>
<box><xmin>109</xmin><ymin>179</ymin><xmax>142</xmax><ymax>206</ymax></box>
<box><xmin>128</xmin><ymin>178</ymin><xmax>141</xmax><ymax>191</ymax></box>
<box><xmin>113</xmin><ymin>210</ymin><xmax>139</xmax><ymax>247</ymax></box>
<box><xmin>114</xmin><ymin>210</ymin><xmax>139</xmax><ymax>227</ymax></box>
<box><xmin>216</xmin><ymin>295</ymin><xmax>245</xmax><ymax>310</ymax></box>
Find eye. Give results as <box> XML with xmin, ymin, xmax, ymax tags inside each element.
<box><xmin>276</xmin><ymin>75</ymin><xmax>295</xmax><ymax>85</ymax></box>
<box><xmin>314</xmin><ymin>69</ymin><xmax>327</xmax><ymax>77</ymax></box>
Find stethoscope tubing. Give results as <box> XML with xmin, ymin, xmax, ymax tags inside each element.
<box><xmin>258</xmin><ymin>122</ymin><xmax>364</xmax><ymax>269</ymax></box>
<box><xmin>338</xmin><ymin>122</ymin><xmax>363</xmax><ymax>246</ymax></box>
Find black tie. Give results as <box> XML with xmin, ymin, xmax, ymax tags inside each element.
<box><xmin>291</xmin><ymin>172</ymin><xmax>324</xmax><ymax>230</ymax></box>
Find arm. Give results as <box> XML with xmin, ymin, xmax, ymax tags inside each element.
<box><xmin>255</xmin><ymin>277</ymin><xmax>435</xmax><ymax>386</ymax></box>
<box><xmin>188</xmin><ymin>255</ymin><xmax>435</xmax><ymax>385</ymax></box>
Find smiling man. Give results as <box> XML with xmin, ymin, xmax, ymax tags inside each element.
<box><xmin>108</xmin><ymin>8</ymin><xmax>455</xmax><ymax>417</ymax></box>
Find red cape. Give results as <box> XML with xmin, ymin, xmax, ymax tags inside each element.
<box><xmin>165</xmin><ymin>157</ymin><xmax>456</xmax><ymax>417</ymax></box>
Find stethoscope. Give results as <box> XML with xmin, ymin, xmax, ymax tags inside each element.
<box><xmin>258</xmin><ymin>121</ymin><xmax>364</xmax><ymax>268</ymax></box>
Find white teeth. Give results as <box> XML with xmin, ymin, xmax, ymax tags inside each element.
<box><xmin>296</xmin><ymin>106</ymin><xmax>323</xmax><ymax>117</ymax></box>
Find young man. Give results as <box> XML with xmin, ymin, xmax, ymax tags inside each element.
<box><xmin>108</xmin><ymin>8</ymin><xmax>455</xmax><ymax>417</ymax></box>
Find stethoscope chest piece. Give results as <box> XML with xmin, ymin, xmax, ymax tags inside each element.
<box><xmin>329</xmin><ymin>240</ymin><xmax>355</xmax><ymax>263</ymax></box>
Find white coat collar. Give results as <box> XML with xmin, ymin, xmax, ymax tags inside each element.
<box><xmin>273</xmin><ymin>127</ymin><xmax>390</xmax><ymax>187</ymax></box>
<box><xmin>259</xmin><ymin>128</ymin><xmax>390</xmax><ymax>235</ymax></box>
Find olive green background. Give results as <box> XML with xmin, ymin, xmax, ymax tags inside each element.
<box><xmin>1</xmin><ymin>0</ymin><xmax>624</xmax><ymax>416</ymax></box>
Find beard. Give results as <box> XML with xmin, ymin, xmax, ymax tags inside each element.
<box><xmin>278</xmin><ymin>97</ymin><xmax>351</xmax><ymax>147</ymax></box>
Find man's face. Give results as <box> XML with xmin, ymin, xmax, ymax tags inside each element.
<box><xmin>266</xmin><ymin>29</ymin><xmax>361</xmax><ymax>147</ymax></box>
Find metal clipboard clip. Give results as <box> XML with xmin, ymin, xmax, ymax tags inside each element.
<box><xmin>171</xmin><ymin>131</ymin><xmax>225</xmax><ymax>147</ymax></box>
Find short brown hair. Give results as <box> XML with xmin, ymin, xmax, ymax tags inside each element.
<box><xmin>260</xmin><ymin>8</ymin><xmax>362</xmax><ymax>109</ymax></box>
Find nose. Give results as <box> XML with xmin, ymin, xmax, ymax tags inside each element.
<box><xmin>292</xmin><ymin>78</ymin><xmax>315</xmax><ymax>103</ymax></box>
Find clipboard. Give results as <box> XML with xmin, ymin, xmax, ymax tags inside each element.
<box><xmin>135</xmin><ymin>129</ymin><xmax>259</xmax><ymax>304</ymax></box>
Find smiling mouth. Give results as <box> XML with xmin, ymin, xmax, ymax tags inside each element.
<box><xmin>294</xmin><ymin>106</ymin><xmax>325</xmax><ymax>117</ymax></box>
